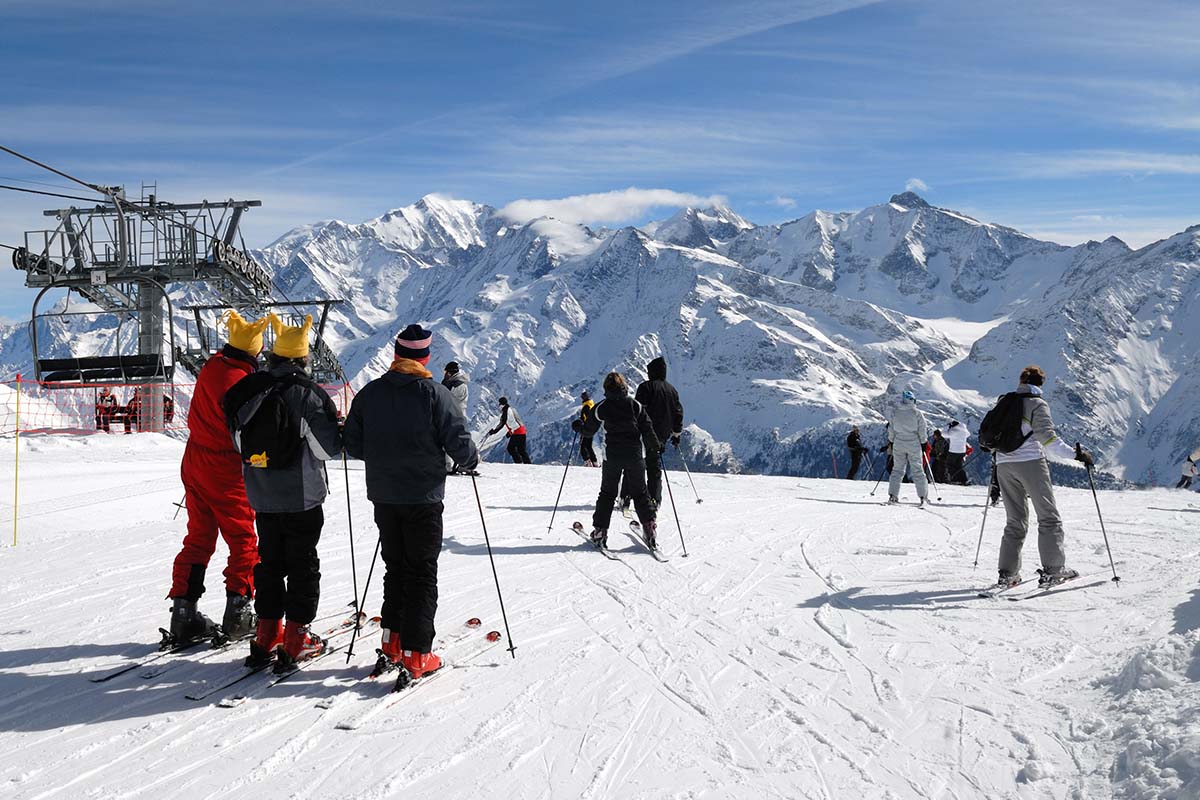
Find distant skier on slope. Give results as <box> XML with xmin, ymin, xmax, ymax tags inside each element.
<box><xmin>1178</xmin><ymin>456</ymin><xmax>1197</xmax><ymax>490</ymax></box>
<box><xmin>442</xmin><ymin>362</ymin><xmax>473</xmax><ymax>475</ymax></box>
<box><xmin>225</xmin><ymin>314</ymin><xmax>343</xmax><ymax>671</ymax></box>
<box><xmin>487</xmin><ymin>397</ymin><xmax>532</xmax><ymax>464</ymax></box>
<box><xmin>634</xmin><ymin>356</ymin><xmax>684</xmax><ymax>508</ymax></box>
<box><xmin>165</xmin><ymin>311</ymin><xmax>269</xmax><ymax>647</ymax></box>
<box><xmin>887</xmin><ymin>390</ymin><xmax>929</xmax><ymax>505</ymax></box>
<box><xmin>930</xmin><ymin>429</ymin><xmax>950</xmax><ymax>483</ymax></box>
<box><xmin>846</xmin><ymin>426</ymin><xmax>867</xmax><ymax>480</ymax></box>
<box><xmin>344</xmin><ymin>323</ymin><xmax>479</xmax><ymax>682</ymax></box>
<box><xmin>946</xmin><ymin>420</ymin><xmax>971</xmax><ymax>485</ymax></box>
<box><xmin>984</xmin><ymin>365</ymin><xmax>1094</xmax><ymax>589</ymax></box>
<box><xmin>579</xmin><ymin>391</ymin><xmax>598</xmax><ymax>467</ymax></box>
<box><xmin>576</xmin><ymin>371</ymin><xmax>661</xmax><ymax>550</ymax></box>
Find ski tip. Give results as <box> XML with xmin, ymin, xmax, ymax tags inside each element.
<box><xmin>334</xmin><ymin>720</ymin><xmax>359</xmax><ymax>731</ymax></box>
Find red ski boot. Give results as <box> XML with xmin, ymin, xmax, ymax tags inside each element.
<box><xmin>245</xmin><ymin>618</ymin><xmax>283</xmax><ymax>668</ymax></box>
<box><xmin>394</xmin><ymin>649</ymin><xmax>443</xmax><ymax>690</ymax></box>
<box><xmin>370</xmin><ymin>628</ymin><xmax>404</xmax><ymax>678</ymax></box>
<box><xmin>274</xmin><ymin>621</ymin><xmax>326</xmax><ymax>674</ymax></box>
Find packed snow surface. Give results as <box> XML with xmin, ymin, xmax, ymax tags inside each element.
<box><xmin>1</xmin><ymin>434</ymin><xmax>1198</xmax><ymax>798</ymax></box>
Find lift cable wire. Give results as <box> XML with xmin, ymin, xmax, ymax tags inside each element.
<box><xmin>0</xmin><ymin>183</ymin><xmax>104</xmax><ymax>203</ymax></box>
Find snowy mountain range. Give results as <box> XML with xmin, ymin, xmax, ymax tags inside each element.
<box><xmin>3</xmin><ymin>191</ymin><xmax>1198</xmax><ymax>484</ymax></box>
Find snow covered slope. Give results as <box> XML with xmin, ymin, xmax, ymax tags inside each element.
<box><xmin>1</xmin><ymin>193</ymin><xmax>1196</xmax><ymax>483</ymax></box>
<box><xmin>1</xmin><ymin>433</ymin><xmax>1197</xmax><ymax>798</ymax></box>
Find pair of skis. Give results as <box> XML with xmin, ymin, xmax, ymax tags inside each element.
<box><xmin>571</xmin><ymin>520</ymin><xmax>668</xmax><ymax>562</ymax></box>
<box><xmin>328</xmin><ymin>619</ymin><xmax>503</xmax><ymax>730</ymax></box>
<box><xmin>186</xmin><ymin>611</ymin><xmax>375</xmax><ymax>703</ymax></box>
<box><xmin>977</xmin><ymin>571</ymin><xmax>1084</xmax><ymax>601</ymax></box>
<box><xmin>89</xmin><ymin>603</ymin><xmax>360</xmax><ymax>685</ymax></box>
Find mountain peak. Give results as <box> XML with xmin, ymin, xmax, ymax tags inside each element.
<box><xmin>889</xmin><ymin>192</ymin><xmax>931</xmax><ymax>209</ymax></box>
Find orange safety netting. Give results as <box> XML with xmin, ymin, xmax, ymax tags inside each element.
<box><xmin>0</xmin><ymin>378</ymin><xmax>355</xmax><ymax>436</ymax></box>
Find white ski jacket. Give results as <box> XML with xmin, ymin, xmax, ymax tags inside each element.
<box><xmin>946</xmin><ymin>423</ymin><xmax>970</xmax><ymax>454</ymax></box>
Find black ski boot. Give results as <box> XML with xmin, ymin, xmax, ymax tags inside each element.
<box><xmin>1037</xmin><ymin>567</ymin><xmax>1079</xmax><ymax>589</ymax></box>
<box><xmin>590</xmin><ymin>528</ymin><xmax>608</xmax><ymax>549</ymax></box>
<box><xmin>214</xmin><ymin>593</ymin><xmax>256</xmax><ymax>646</ymax></box>
<box><xmin>162</xmin><ymin>598</ymin><xmax>216</xmax><ymax>650</ymax></box>
<box><xmin>643</xmin><ymin>521</ymin><xmax>658</xmax><ymax>550</ymax></box>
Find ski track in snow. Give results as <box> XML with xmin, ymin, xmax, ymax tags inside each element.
<box><xmin>0</xmin><ymin>434</ymin><xmax>1196</xmax><ymax>798</ymax></box>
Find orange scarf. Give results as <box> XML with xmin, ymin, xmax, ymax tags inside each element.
<box><xmin>389</xmin><ymin>357</ymin><xmax>433</xmax><ymax>379</ymax></box>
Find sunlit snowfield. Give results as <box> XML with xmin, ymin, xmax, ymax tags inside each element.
<box><xmin>0</xmin><ymin>434</ymin><xmax>1195</xmax><ymax>799</ymax></box>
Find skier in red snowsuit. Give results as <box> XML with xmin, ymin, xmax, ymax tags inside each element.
<box><xmin>165</xmin><ymin>310</ymin><xmax>269</xmax><ymax>646</ymax></box>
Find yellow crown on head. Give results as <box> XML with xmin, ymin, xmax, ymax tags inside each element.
<box><xmin>270</xmin><ymin>313</ymin><xmax>312</xmax><ymax>359</ymax></box>
<box><xmin>222</xmin><ymin>310</ymin><xmax>270</xmax><ymax>355</ymax></box>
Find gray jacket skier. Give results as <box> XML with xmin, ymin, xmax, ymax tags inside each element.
<box><xmin>993</xmin><ymin>365</ymin><xmax>1093</xmax><ymax>588</ymax></box>
<box><xmin>442</xmin><ymin>362</ymin><xmax>470</xmax><ymax>472</ymax></box>
<box><xmin>887</xmin><ymin>390</ymin><xmax>928</xmax><ymax>503</ymax></box>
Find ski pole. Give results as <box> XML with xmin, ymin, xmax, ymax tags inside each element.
<box><xmin>661</xmin><ymin>453</ymin><xmax>689</xmax><ymax>557</ymax></box>
<box><xmin>862</xmin><ymin>449</ymin><xmax>875</xmax><ymax>481</ymax></box>
<box><xmin>677</xmin><ymin>443</ymin><xmax>704</xmax><ymax>504</ymax></box>
<box><xmin>547</xmin><ymin>429</ymin><xmax>578</xmax><ymax>533</ymax></box>
<box><xmin>345</xmin><ymin>532</ymin><xmax>381</xmax><ymax>663</ymax></box>
<box><xmin>471</xmin><ymin>474</ymin><xmax>517</xmax><ymax>658</ymax></box>
<box><xmin>172</xmin><ymin>493</ymin><xmax>186</xmax><ymax>521</ymax></box>
<box><xmin>973</xmin><ymin>453</ymin><xmax>997</xmax><ymax>569</ymax></box>
<box><xmin>869</xmin><ymin>448</ymin><xmax>889</xmax><ymax>496</ymax></box>
<box><xmin>1083</xmin><ymin>455</ymin><xmax>1121</xmax><ymax>584</ymax></box>
<box><xmin>342</xmin><ymin>451</ymin><xmax>361</xmax><ymax>634</ymax></box>
<box><xmin>922</xmin><ymin>450</ymin><xmax>943</xmax><ymax>501</ymax></box>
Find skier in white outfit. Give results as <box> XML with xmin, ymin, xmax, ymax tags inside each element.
<box><xmin>887</xmin><ymin>390</ymin><xmax>929</xmax><ymax>505</ymax></box>
<box><xmin>945</xmin><ymin>420</ymin><xmax>971</xmax><ymax>485</ymax></box>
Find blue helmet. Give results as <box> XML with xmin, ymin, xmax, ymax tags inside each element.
<box><xmin>902</xmin><ymin>390</ymin><xmax>916</xmax><ymax>403</ymax></box>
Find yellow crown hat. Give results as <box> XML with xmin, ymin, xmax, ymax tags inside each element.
<box><xmin>270</xmin><ymin>313</ymin><xmax>312</xmax><ymax>359</ymax></box>
<box><xmin>222</xmin><ymin>310</ymin><xmax>270</xmax><ymax>355</ymax></box>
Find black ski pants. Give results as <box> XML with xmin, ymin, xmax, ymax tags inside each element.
<box><xmin>847</xmin><ymin>448</ymin><xmax>862</xmax><ymax>480</ymax></box>
<box><xmin>947</xmin><ymin>452</ymin><xmax>968</xmax><ymax>484</ymax></box>
<box><xmin>594</xmin><ymin>456</ymin><xmax>655</xmax><ymax>532</ymax></box>
<box><xmin>1177</xmin><ymin>476</ymin><xmax>1193</xmax><ymax>489</ymax></box>
<box><xmin>375</xmin><ymin>501</ymin><xmax>443</xmax><ymax>653</ymax></box>
<box><xmin>507</xmin><ymin>434</ymin><xmax>531</xmax><ymax>464</ymax></box>
<box><xmin>580</xmin><ymin>435</ymin><xmax>597</xmax><ymax>464</ymax></box>
<box><xmin>254</xmin><ymin>506</ymin><xmax>323</xmax><ymax>624</ymax></box>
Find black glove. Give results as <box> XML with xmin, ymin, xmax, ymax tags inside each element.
<box><xmin>487</xmin><ymin>427</ymin><xmax>499</xmax><ymax>437</ymax></box>
<box><xmin>1075</xmin><ymin>443</ymin><xmax>1094</xmax><ymax>468</ymax></box>
<box><xmin>571</xmin><ymin>419</ymin><xmax>582</xmax><ymax>433</ymax></box>
<box><xmin>671</xmin><ymin>434</ymin><xmax>681</xmax><ymax>448</ymax></box>
<box><xmin>505</xmin><ymin>431</ymin><xmax>511</xmax><ymax>438</ymax></box>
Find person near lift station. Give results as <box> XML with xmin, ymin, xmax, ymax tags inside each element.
<box><xmin>95</xmin><ymin>387</ymin><xmax>118</xmax><ymax>433</ymax></box>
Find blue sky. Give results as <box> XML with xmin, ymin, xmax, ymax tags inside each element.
<box><xmin>1</xmin><ymin>0</ymin><xmax>1198</xmax><ymax>319</ymax></box>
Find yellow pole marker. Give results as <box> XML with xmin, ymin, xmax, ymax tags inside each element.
<box><xmin>12</xmin><ymin>373</ymin><xmax>21</xmax><ymax>547</ymax></box>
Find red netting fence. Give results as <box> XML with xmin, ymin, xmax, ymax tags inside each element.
<box><xmin>0</xmin><ymin>377</ymin><xmax>355</xmax><ymax>436</ymax></box>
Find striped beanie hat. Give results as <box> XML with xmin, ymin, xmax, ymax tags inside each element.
<box><xmin>394</xmin><ymin>323</ymin><xmax>432</xmax><ymax>364</ymax></box>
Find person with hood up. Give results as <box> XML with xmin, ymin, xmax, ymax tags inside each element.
<box><xmin>442</xmin><ymin>362</ymin><xmax>473</xmax><ymax>475</ymax></box>
<box><xmin>576</xmin><ymin>371</ymin><xmax>661</xmax><ymax>551</ymax></box>
<box><xmin>224</xmin><ymin>314</ymin><xmax>343</xmax><ymax>672</ymax></box>
<box><xmin>993</xmin><ymin>365</ymin><xmax>1094</xmax><ymax>589</ymax></box>
<box><xmin>633</xmin><ymin>356</ymin><xmax>684</xmax><ymax>507</ymax></box>
<box><xmin>887</xmin><ymin>390</ymin><xmax>929</xmax><ymax>506</ymax></box>
<box><xmin>344</xmin><ymin>324</ymin><xmax>479</xmax><ymax>685</ymax></box>
<box><xmin>488</xmin><ymin>397</ymin><xmax>531</xmax><ymax>464</ymax></box>
<box><xmin>165</xmin><ymin>310</ymin><xmax>268</xmax><ymax>647</ymax></box>
<box><xmin>579</xmin><ymin>391</ymin><xmax>598</xmax><ymax>466</ymax></box>
<box><xmin>946</xmin><ymin>420</ymin><xmax>971</xmax><ymax>485</ymax></box>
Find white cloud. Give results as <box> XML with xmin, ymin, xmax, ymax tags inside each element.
<box><xmin>770</xmin><ymin>195</ymin><xmax>798</xmax><ymax>208</ymax></box>
<box><xmin>1015</xmin><ymin>150</ymin><xmax>1200</xmax><ymax>178</ymax></box>
<box><xmin>499</xmin><ymin>188</ymin><xmax>727</xmax><ymax>225</ymax></box>
<box><xmin>905</xmin><ymin>177</ymin><xmax>930</xmax><ymax>193</ymax></box>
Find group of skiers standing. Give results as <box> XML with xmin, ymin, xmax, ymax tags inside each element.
<box><xmin>166</xmin><ymin>311</ymin><xmax>477</xmax><ymax>682</ymax></box>
<box><xmin>571</xmin><ymin>356</ymin><xmax>684</xmax><ymax>552</ymax></box>
<box><xmin>854</xmin><ymin>366</ymin><xmax>1096</xmax><ymax>590</ymax></box>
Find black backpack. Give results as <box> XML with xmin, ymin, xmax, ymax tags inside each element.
<box><xmin>978</xmin><ymin>392</ymin><xmax>1033</xmax><ymax>454</ymax></box>
<box><xmin>235</xmin><ymin>378</ymin><xmax>305</xmax><ymax>470</ymax></box>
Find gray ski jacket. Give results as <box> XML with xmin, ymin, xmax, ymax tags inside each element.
<box><xmin>229</xmin><ymin>364</ymin><xmax>343</xmax><ymax>513</ymax></box>
<box><xmin>888</xmin><ymin>402</ymin><xmax>928</xmax><ymax>451</ymax></box>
